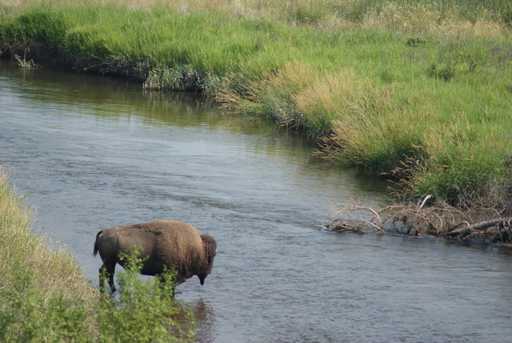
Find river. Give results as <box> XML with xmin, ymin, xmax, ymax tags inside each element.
<box><xmin>1</xmin><ymin>63</ymin><xmax>512</xmax><ymax>343</ymax></box>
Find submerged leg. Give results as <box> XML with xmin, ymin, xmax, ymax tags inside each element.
<box><xmin>99</xmin><ymin>264</ymin><xmax>107</xmax><ymax>293</ymax></box>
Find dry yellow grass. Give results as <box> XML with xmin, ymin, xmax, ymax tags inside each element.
<box><xmin>360</xmin><ymin>3</ymin><xmax>507</xmax><ymax>38</ymax></box>
<box><xmin>2</xmin><ymin>0</ymin><xmax>508</xmax><ymax>38</ymax></box>
<box><xmin>294</xmin><ymin>69</ymin><xmax>378</xmax><ymax>118</ymax></box>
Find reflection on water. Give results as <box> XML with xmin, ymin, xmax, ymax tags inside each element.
<box><xmin>1</xmin><ymin>62</ymin><xmax>512</xmax><ymax>343</ymax></box>
<box><xmin>192</xmin><ymin>300</ymin><xmax>216</xmax><ymax>343</ymax></box>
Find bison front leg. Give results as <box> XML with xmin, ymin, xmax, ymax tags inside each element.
<box><xmin>99</xmin><ymin>263</ymin><xmax>116</xmax><ymax>294</ymax></box>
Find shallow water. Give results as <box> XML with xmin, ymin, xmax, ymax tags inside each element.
<box><xmin>1</xmin><ymin>64</ymin><xmax>512</xmax><ymax>343</ymax></box>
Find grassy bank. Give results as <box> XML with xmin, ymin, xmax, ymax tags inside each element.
<box><xmin>0</xmin><ymin>173</ymin><xmax>193</xmax><ymax>342</ymax></box>
<box><xmin>1</xmin><ymin>0</ymin><xmax>512</xmax><ymax>208</ymax></box>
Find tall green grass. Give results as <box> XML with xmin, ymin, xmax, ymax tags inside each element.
<box><xmin>0</xmin><ymin>173</ymin><xmax>194</xmax><ymax>342</ymax></box>
<box><xmin>1</xmin><ymin>1</ymin><xmax>511</xmax><ymax>206</ymax></box>
<box><xmin>4</xmin><ymin>1</ymin><xmax>512</xmax><ymax>27</ymax></box>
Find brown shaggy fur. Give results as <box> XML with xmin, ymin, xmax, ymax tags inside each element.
<box><xmin>93</xmin><ymin>219</ymin><xmax>217</xmax><ymax>293</ymax></box>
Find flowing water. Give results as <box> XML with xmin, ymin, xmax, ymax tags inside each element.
<box><xmin>1</xmin><ymin>63</ymin><xmax>512</xmax><ymax>343</ymax></box>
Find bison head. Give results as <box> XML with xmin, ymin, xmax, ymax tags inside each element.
<box><xmin>198</xmin><ymin>234</ymin><xmax>217</xmax><ymax>285</ymax></box>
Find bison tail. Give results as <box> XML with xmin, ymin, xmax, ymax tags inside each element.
<box><xmin>93</xmin><ymin>230</ymin><xmax>103</xmax><ymax>256</ymax></box>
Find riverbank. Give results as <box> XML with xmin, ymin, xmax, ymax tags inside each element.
<box><xmin>1</xmin><ymin>0</ymin><xmax>512</xmax><ymax>209</ymax></box>
<box><xmin>0</xmin><ymin>173</ymin><xmax>193</xmax><ymax>341</ymax></box>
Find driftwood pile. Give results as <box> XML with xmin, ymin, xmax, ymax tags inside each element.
<box><xmin>327</xmin><ymin>196</ymin><xmax>512</xmax><ymax>246</ymax></box>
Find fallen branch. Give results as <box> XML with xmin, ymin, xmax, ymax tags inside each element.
<box><xmin>326</xmin><ymin>218</ymin><xmax>383</xmax><ymax>234</ymax></box>
<box><xmin>417</xmin><ymin>194</ymin><xmax>432</xmax><ymax>210</ymax></box>
<box><xmin>468</xmin><ymin>217</ymin><xmax>512</xmax><ymax>231</ymax></box>
<box><xmin>334</xmin><ymin>206</ymin><xmax>382</xmax><ymax>225</ymax></box>
<box><xmin>446</xmin><ymin>217</ymin><xmax>512</xmax><ymax>237</ymax></box>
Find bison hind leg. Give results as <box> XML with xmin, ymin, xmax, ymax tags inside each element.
<box><xmin>99</xmin><ymin>263</ymin><xmax>116</xmax><ymax>294</ymax></box>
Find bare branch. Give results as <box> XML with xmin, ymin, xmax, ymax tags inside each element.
<box><xmin>417</xmin><ymin>194</ymin><xmax>432</xmax><ymax>210</ymax></box>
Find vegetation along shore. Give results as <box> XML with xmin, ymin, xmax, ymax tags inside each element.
<box><xmin>2</xmin><ymin>1</ymin><xmax>512</xmax><ymax>225</ymax></box>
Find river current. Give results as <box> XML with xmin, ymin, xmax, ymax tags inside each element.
<box><xmin>1</xmin><ymin>64</ymin><xmax>511</xmax><ymax>343</ymax></box>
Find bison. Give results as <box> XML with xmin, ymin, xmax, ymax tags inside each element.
<box><xmin>93</xmin><ymin>219</ymin><xmax>217</xmax><ymax>293</ymax></box>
